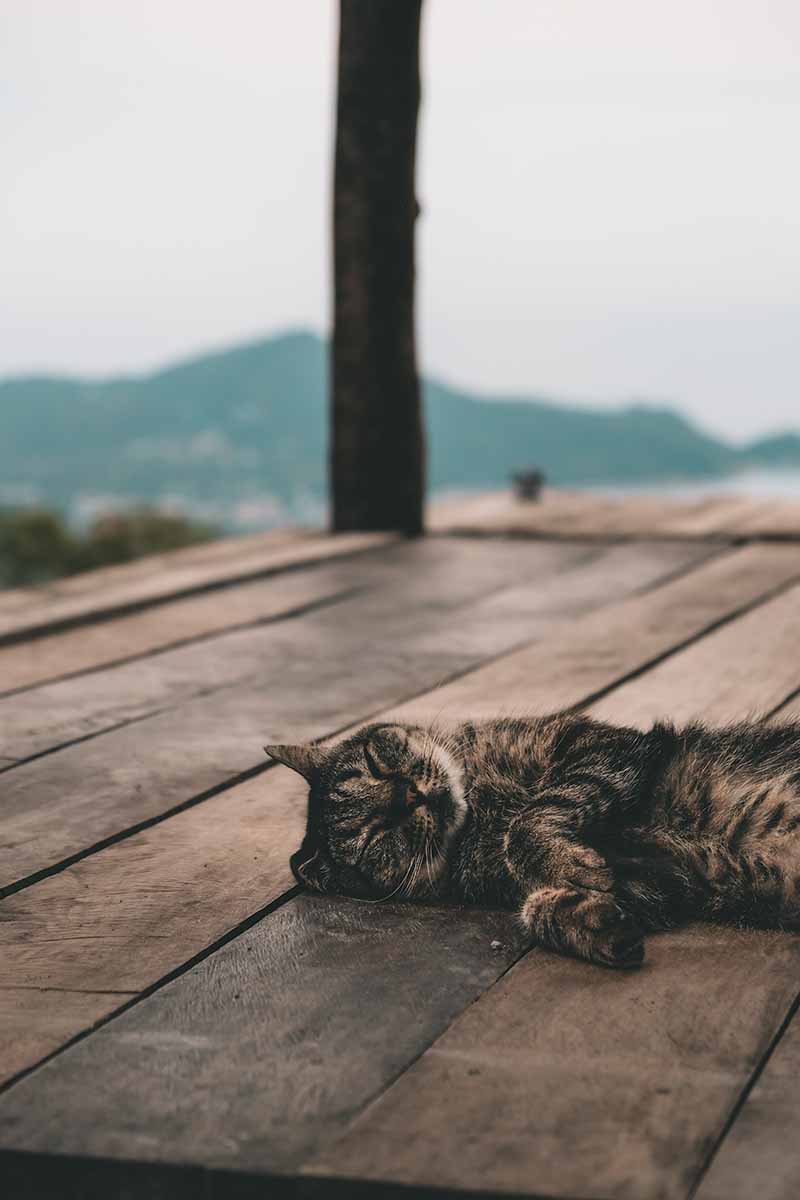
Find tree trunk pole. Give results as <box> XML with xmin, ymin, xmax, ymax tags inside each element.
<box><xmin>331</xmin><ymin>0</ymin><xmax>425</xmax><ymax>535</ymax></box>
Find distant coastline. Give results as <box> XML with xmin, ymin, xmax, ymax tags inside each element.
<box><xmin>2</xmin><ymin>330</ymin><xmax>799</xmax><ymax>529</ymax></box>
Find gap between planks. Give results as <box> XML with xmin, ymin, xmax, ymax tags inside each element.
<box><xmin>0</xmin><ymin>540</ymin><xmax>700</xmax><ymax>896</ymax></box>
<box><xmin>0</xmin><ymin>530</ymin><xmax>394</xmax><ymax>646</ymax></box>
<box><xmin>0</xmin><ymin>536</ymin><xmax>599</xmax><ymax>759</ymax></box>
<box><xmin>0</xmin><ymin>527</ymin><xmax>315</xmax><ymax>618</ymax></box>
<box><xmin>0</xmin><ymin>540</ymin><xmax>800</xmax><ymax>1195</ymax></box>
<box><xmin>1</xmin><ymin>544</ymin><xmax>800</xmax><ymax>1190</ymax></box>
<box><xmin>0</xmin><ymin>576</ymin><xmax>363</xmax><ymax>697</ymax></box>
<box><xmin>0</xmin><ymin>541</ymin><xmax>797</xmax><ymax>999</ymax></box>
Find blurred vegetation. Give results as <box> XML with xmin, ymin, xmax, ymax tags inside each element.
<box><xmin>0</xmin><ymin>507</ymin><xmax>219</xmax><ymax>588</ymax></box>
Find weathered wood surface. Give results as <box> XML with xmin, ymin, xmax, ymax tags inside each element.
<box><xmin>0</xmin><ymin>530</ymin><xmax>390</xmax><ymax>644</ymax></box>
<box><xmin>0</xmin><ymin>768</ymin><xmax>301</xmax><ymax>996</ymax></box>
<box><xmin>308</xmin><ymin>926</ymin><xmax>800</xmax><ymax>1200</ymax></box>
<box><xmin>0</xmin><ymin>537</ymin><xmax>700</xmax><ymax>1089</ymax></box>
<box><xmin>305</xmin><ymin>589</ymin><xmax>800</xmax><ymax>1199</ymax></box>
<box><xmin>431</xmin><ymin>488</ymin><xmax>800</xmax><ymax>542</ymax></box>
<box><xmin>697</xmin><ymin>1009</ymin><xmax>800</xmax><ymax>1200</ymax></box>
<box><xmin>0</xmin><ymin>541</ymin><xmax>715</xmax><ymax>1081</ymax></box>
<box><xmin>0</xmin><ymin>537</ymin><xmax>593</xmax><ymax>759</ymax></box>
<box><xmin>3</xmin><ymin>536</ymin><xmax>800</xmax><ymax>1198</ymax></box>
<box><xmin>693</xmin><ymin>688</ymin><xmax>800</xmax><ymax>1200</ymax></box>
<box><xmin>0</xmin><ymin>898</ymin><xmax>526</xmax><ymax>1174</ymax></box>
<box><xmin>737</xmin><ymin>498</ymin><xmax>800</xmax><ymax>537</ymax></box>
<box><xmin>589</xmin><ymin>578</ymin><xmax>800</xmax><ymax>728</ymax></box>
<box><xmin>383</xmin><ymin>542</ymin><xmax>800</xmax><ymax>724</ymax></box>
<box><xmin>0</xmin><ymin>526</ymin><xmax>312</xmax><ymax>617</ymax></box>
<box><xmin>0</xmin><ymin>989</ymin><xmax>135</xmax><ymax>1086</ymax></box>
<box><xmin>3</xmin><ymin>517</ymin><xmax>800</xmax><ymax>1197</ymax></box>
<box><xmin>0</xmin><ymin>567</ymin><xmax>354</xmax><ymax>695</ymax></box>
<box><xmin>0</xmin><ymin>540</ymin><xmax>692</xmax><ymax>893</ymax></box>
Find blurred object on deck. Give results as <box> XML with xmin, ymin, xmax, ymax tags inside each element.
<box><xmin>512</xmin><ymin>470</ymin><xmax>545</xmax><ymax>502</ymax></box>
<box><xmin>331</xmin><ymin>0</ymin><xmax>425</xmax><ymax>535</ymax></box>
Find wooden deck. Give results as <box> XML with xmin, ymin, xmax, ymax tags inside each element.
<box><xmin>2</xmin><ymin>491</ymin><xmax>800</xmax><ymax>1199</ymax></box>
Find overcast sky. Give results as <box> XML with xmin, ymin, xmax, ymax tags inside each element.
<box><xmin>3</xmin><ymin>0</ymin><xmax>799</xmax><ymax>440</ymax></box>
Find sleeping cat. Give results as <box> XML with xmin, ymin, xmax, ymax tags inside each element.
<box><xmin>265</xmin><ymin>715</ymin><xmax>800</xmax><ymax>968</ymax></box>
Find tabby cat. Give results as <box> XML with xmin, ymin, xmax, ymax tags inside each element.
<box><xmin>265</xmin><ymin>715</ymin><xmax>800</xmax><ymax>968</ymax></box>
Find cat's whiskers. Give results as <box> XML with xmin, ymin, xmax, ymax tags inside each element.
<box><xmin>347</xmin><ymin>852</ymin><xmax>417</xmax><ymax>907</ymax></box>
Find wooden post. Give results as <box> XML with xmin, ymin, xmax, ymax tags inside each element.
<box><xmin>330</xmin><ymin>0</ymin><xmax>425</xmax><ymax>535</ymax></box>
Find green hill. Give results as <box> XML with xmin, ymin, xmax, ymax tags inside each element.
<box><xmin>1</xmin><ymin>329</ymin><xmax>797</xmax><ymax>527</ymax></box>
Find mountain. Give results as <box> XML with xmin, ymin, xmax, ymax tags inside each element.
<box><xmin>738</xmin><ymin>432</ymin><xmax>800</xmax><ymax>468</ymax></box>
<box><xmin>1</xmin><ymin>330</ymin><xmax>797</xmax><ymax>527</ymax></box>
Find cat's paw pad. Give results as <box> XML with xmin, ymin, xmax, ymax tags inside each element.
<box><xmin>582</xmin><ymin>898</ymin><xmax>645</xmax><ymax>969</ymax></box>
<box><xmin>565</xmin><ymin>846</ymin><xmax>613</xmax><ymax>893</ymax></box>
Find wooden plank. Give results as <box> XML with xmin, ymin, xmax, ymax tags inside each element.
<box><xmin>0</xmin><ymin>526</ymin><xmax>311</xmax><ymax>616</ymax></box>
<box><xmin>429</xmin><ymin>489</ymin><xmax>613</xmax><ymax>539</ymax></box>
<box><xmin>430</xmin><ymin>489</ymin><xmax>800</xmax><ymax>543</ymax></box>
<box><xmin>589</xmin><ymin>578</ymin><xmax>800</xmax><ymax>728</ymax></box>
<box><xmin>775</xmin><ymin>693</ymin><xmax>800</xmax><ymax>721</ymax></box>
<box><xmin>307</xmin><ymin>926</ymin><xmax>799</xmax><ymax>1200</ymax></box>
<box><xmin>0</xmin><ymin>769</ymin><xmax>303</xmax><ymax>999</ymax></box>
<box><xmin>0</xmin><ymin>540</ymin><xmax>691</xmax><ymax>892</ymax></box>
<box><xmin>304</xmin><ymin>570</ymin><xmax>800</xmax><ymax>1199</ymax></box>
<box><xmin>648</xmin><ymin>494</ymin><xmax>751</xmax><ymax>538</ymax></box>
<box><xmin>0</xmin><ymin>536</ymin><xmax>596</xmax><ymax>756</ymax></box>
<box><xmin>0</xmin><ymin>898</ymin><xmax>526</xmax><ymax>1175</ymax></box>
<box><xmin>689</xmin><ymin>664</ymin><xmax>800</xmax><ymax>1200</ymax></box>
<box><xmin>735</xmin><ymin>498</ymin><xmax>800</xmax><ymax>539</ymax></box>
<box><xmin>0</xmin><ymin>989</ymin><xmax>135</xmax><ymax>1085</ymax></box>
<box><xmin>0</xmin><ymin>568</ymin><xmax>354</xmax><ymax>694</ymax></box>
<box><xmin>696</xmin><ymin>1009</ymin><xmax>800</xmax><ymax>1200</ymax></box>
<box><xmin>381</xmin><ymin>541</ymin><xmax>800</xmax><ymax>724</ymax></box>
<box><xmin>0</xmin><ymin>531</ymin><xmax>391</xmax><ymax>644</ymax></box>
<box><xmin>425</xmin><ymin>487</ymin><xmax>512</xmax><ymax>531</ymax></box>
<box><xmin>0</xmin><ymin>540</ymin><xmax>711</xmax><ymax>1092</ymax></box>
<box><xmin>0</xmin><ymin>542</ymin><xmax>796</xmax><ymax>1138</ymax></box>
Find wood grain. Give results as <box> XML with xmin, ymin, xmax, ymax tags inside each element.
<box><xmin>696</xmin><ymin>1010</ymin><xmax>800</xmax><ymax>1200</ymax></box>
<box><xmin>0</xmin><ymin>540</ymin><xmax>708</xmax><ymax>1088</ymax></box>
<box><xmin>1</xmin><ymin>540</ymin><xmax>799</xmax><ymax>1180</ymax></box>
<box><xmin>589</xmin><ymin>578</ymin><xmax>800</xmax><ymax>728</ymax></box>
<box><xmin>307</xmin><ymin>926</ymin><xmax>800</xmax><ymax>1200</ymax></box>
<box><xmin>0</xmin><ymin>768</ymin><xmax>303</xmax><ymax>998</ymax></box>
<box><xmin>0</xmin><ymin>568</ymin><xmax>352</xmax><ymax>694</ymax></box>
<box><xmin>0</xmin><ymin>531</ymin><xmax>391</xmax><ymax>644</ymax></box>
<box><xmin>0</xmin><ymin>989</ymin><xmax>135</xmax><ymax>1084</ymax></box>
<box><xmin>0</xmin><ymin>540</ymin><xmax>689</xmax><ymax>892</ymax></box>
<box><xmin>0</xmin><ymin>527</ymin><xmax>311</xmax><ymax>617</ymax></box>
<box><xmin>0</xmin><ymin>898</ymin><xmax>526</xmax><ymax>1174</ymax></box>
<box><xmin>303</xmin><ymin>567</ymin><xmax>800</xmax><ymax>1199</ymax></box>
<box><xmin>0</xmin><ymin>536</ymin><xmax>592</xmax><ymax>760</ymax></box>
<box><xmin>381</xmin><ymin>542</ymin><xmax>800</xmax><ymax>724</ymax></box>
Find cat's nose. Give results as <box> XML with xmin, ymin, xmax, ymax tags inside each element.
<box><xmin>405</xmin><ymin>783</ymin><xmax>424</xmax><ymax>809</ymax></box>
<box><xmin>420</xmin><ymin>788</ymin><xmax>446</xmax><ymax>813</ymax></box>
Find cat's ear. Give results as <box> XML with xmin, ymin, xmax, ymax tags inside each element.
<box><xmin>291</xmin><ymin>847</ymin><xmax>331</xmax><ymax>893</ymax></box>
<box><xmin>263</xmin><ymin>743</ymin><xmax>325</xmax><ymax>782</ymax></box>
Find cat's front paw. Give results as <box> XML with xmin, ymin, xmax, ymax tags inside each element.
<box><xmin>581</xmin><ymin>896</ymin><xmax>645</xmax><ymax>969</ymax></box>
<box><xmin>520</xmin><ymin>886</ymin><xmax>645</xmax><ymax>969</ymax></box>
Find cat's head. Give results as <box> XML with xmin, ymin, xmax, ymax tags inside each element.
<box><xmin>265</xmin><ymin>723</ymin><xmax>467</xmax><ymax>900</ymax></box>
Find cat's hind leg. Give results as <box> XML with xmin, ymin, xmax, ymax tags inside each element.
<box><xmin>520</xmin><ymin>885</ymin><xmax>645</xmax><ymax>969</ymax></box>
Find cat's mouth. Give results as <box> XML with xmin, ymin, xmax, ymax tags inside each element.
<box><xmin>408</xmin><ymin>790</ymin><xmax>453</xmax><ymax>836</ymax></box>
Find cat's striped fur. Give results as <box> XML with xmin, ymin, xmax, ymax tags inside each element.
<box><xmin>266</xmin><ymin>715</ymin><xmax>800</xmax><ymax>968</ymax></box>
